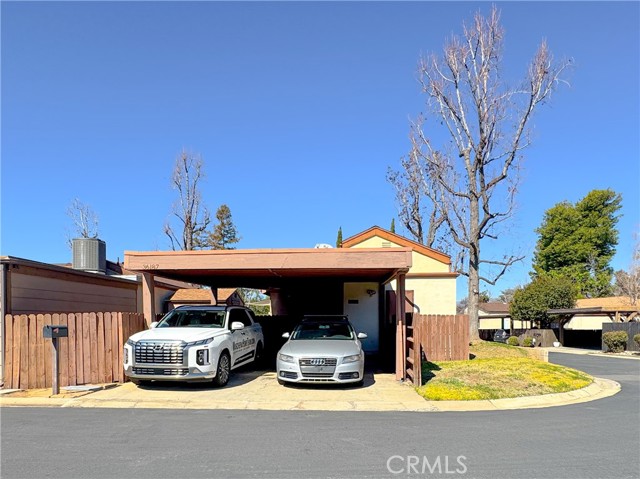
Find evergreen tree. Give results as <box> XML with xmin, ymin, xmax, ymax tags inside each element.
<box><xmin>207</xmin><ymin>204</ymin><xmax>240</xmax><ymax>250</ymax></box>
<box><xmin>532</xmin><ymin>189</ymin><xmax>622</xmax><ymax>297</ymax></box>
<box><xmin>390</xmin><ymin>218</ymin><xmax>396</xmax><ymax>233</ymax></box>
<box><xmin>336</xmin><ymin>227</ymin><xmax>343</xmax><ymax>248</ymax></box>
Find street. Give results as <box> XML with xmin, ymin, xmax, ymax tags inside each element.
<box><xmin>1</xmin><ymin>354</ymin><xmax>638</xmax><ymax>479</ymax></box>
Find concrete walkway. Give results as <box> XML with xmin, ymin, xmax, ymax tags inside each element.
<box><xmin>0</xmin><ymin>370</ymin><xmax>620</xmax><ymax>412</ymax></box>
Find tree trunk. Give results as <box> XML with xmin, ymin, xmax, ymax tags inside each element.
<box><xmin>468</xmin><ymin>198</ymin><xmax>480</xmax><ymax>341</ymax></box>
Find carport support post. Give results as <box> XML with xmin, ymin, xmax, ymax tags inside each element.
<box><xmin>395</xmin><ymin>273</ymin><xmax>407</xmax><ymax>381</ymax></box>
<box><xmin>141</xmin><ymin>272</ymin><xmax>156</xmax><ymax>327</ymax></box>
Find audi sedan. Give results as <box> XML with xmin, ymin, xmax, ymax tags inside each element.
<box><xmin>276</xmin><ymin>316</ymin><xmax>367</xmax><ymax>386</ymax></box>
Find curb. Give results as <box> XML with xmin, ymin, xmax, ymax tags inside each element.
<box><xmin>0</xmin><ymin>378</ymin><xmax>621</xmax><ymax>412</ymax></box>
<box><xmin>424</xmin><ymin>378</ymin><xmax>621</xmax><ymax>412</ymax></box>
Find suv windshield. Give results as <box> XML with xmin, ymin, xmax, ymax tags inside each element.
<box><xmin>291</xmin><ymin>321</ymin><xmax>354</xmax><ymax>340</ymax></box>
<box><xmin>157</xmin><ymin>310</ymin><xmax>226</xmax><ymax>328</ymax></box>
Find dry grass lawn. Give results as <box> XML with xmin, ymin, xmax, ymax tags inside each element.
<box><xmin>416</xmin><ymin>341</ymin><xmax>593</xmax><ymax>401</ymax></box>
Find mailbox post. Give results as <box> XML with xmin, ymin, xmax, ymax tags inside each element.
<box><xmin>43</xmin><ymin>325</ymin><xmax>68</xmax><ymax>395</ymax></box>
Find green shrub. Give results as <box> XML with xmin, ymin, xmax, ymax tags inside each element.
<box><xmin>633</xmin><ymin>333</ymin><xmax>640</xmax><ymax>349</ymax></box>
<box><xmin>507</xmin><ymin>336</ymin><xmax>519</xmax><ymax>346</ymax></box>
<box><xmin>602</xmin><ymin>331</ymin><xmax>628</xmax><ymax>353</ymax></box>
<box><xmin>522</xmin><ymin>337</ymin><xmax>534</xmax><ymax>347</ymax></box>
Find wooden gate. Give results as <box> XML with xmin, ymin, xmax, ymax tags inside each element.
<box><xmin>406</xmin><ymin>314</ymin><xmax>469</xmax><ymax>386</ymax></box>
<box><xmin>3</xmin><ymin>312</ymin><xmax>145</xmax><ymax>389</ymax></box>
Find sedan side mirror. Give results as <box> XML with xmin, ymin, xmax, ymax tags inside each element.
<box><xmin>150</xmin><ymin>322</ymin><xmax>159</xmax><ymax>329</ymax></box>
<box><xmin>281</xmin><ymin>332</ymin><xmax>291</xmax><ymax>339</ymax></box>
<box><xmin>231</xmin><ymin>321</ymin><xmax>245</xmax><ymax>331</ymax></box>
<box><xmin>357</xmin><ymin>332</ymin><xmax>368</xmax><ymax>339</ymax></box>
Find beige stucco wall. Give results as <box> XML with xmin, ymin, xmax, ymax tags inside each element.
<box><xmin>565</xmin><ymin>315</ymin><xmax>613</xmax><ymax>330</ymax></box>
<box><xmin>347</xmin><ymin>236</ymin><xmax>449</xmax><ymax>273</ymax></box>
<box><xmin>386</xmin><ymin>277</ymin><xmax>456</xmax><ymax>315</ymax></box>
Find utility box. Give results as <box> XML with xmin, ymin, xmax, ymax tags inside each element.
<box><xmin>43</xmin><ymin>325</ymin><xmax>68</xmax><ymax>339</ymax></box>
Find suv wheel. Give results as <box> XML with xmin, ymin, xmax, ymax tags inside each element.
<box><xmin>213</xmin><ymin>352</ymin><xmax>231</xmax><ymax>387</ymax></box>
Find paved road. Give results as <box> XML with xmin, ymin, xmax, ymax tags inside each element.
<box><xmin>1</xmin><ymin>354</ymin><xmax>638</xmax><ymax>479</ymax></box>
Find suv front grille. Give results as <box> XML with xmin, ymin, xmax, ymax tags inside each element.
<box><xmin>134</xmin><ymin>341</ymin><xmax>185</xmax><ymax>365</ymax></box>
<box><xmin>133</xmin><ymin>367</ymin><xmax>189</xmax><ymax>376</ymax></box>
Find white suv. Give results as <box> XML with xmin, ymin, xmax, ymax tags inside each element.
<box><xmin>124</xmin><ymin>305</ymin><xmax>264</xmax><ymax>387</ymax></box>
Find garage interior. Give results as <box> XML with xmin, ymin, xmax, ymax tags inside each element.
<box><xmin>124</xmin><ymin>247</ymin><xmax>412</xmax><ymax>376</ymax></box>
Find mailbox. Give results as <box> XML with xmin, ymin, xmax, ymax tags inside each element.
<box><xmin>43</xmin><ymin>325</ymin><xmax>68</xmax><ymax>339</ymax></box>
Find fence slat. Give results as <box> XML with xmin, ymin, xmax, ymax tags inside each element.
<box><xmin>89</xmin><ymin>313</ymin><xmax>98</xmax><ymax>384</ymax></box>
<box><xmin>59</xmin><ymin>314</ymin><xmax>69</xmax><ymax>387</ymax></box>
<box><xmin>97</xmin><ymin>313</ymin><xmax>105</xmax><ymax>383</ymax></box>
<box><xmin>117</xmin><ymin>313</ymin><xmax>124</xmax><ymax>382</ymax></box>
<box><xmin>35</xmin><ymin>314</ymin><xmax>45</xmax><ymax>388</ymax></box>
<box><xmin>82</xmin><ymin>313</ymin><xmax>91</xmax><ymax>384</ymax></box>
<box><xmin>27</xmin><ymin>315</ymin><xmax>37</xmax><ymax>388</ymax></box>
<box><xmin>19</xmin><ymin>316</ymin><xmax>30</xmax><ymax>389</ymax></box>
<box><xmin>75</xmin><ymin>313</ymin><xmax>84</xmax><ymax>385</ymax></box>
<box><xmin>43</xmin><ymin>314</ymin><xmax>53</xmax><ymax>387</ymax></box>
<box><xmin>4</xmin><ymin>314</ymin><xmax>14</xmax><ymax>388</ymax></box>
<box><xmin>67</xmin><ymin>313</ymin><xmax>77</xmax><ymax>386</ymax></box>
<box><xmin>113</xmin><ymin>313</ymin><xmax>122</xmax><ymax>383</ymax></box>
<box><xmin>104</xmin><ymin>312</ymin><xmax>113</xmax><ymax>383</ymax></box>
<box><xmin>12</xmin><ymin>315</ymin><xmax>22</xmax><ymax>389</ymax></box>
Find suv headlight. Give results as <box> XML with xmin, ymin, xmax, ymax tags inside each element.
<box><xmin>342</xmin><ymin>354</ymin><xmax>361</xmax><ymax>363</ymax></box>
<box><xmin>126</xmin><ymin>339</ymin><xmax>136</xmax><ymax>346</ymax></box>
<box><xmin>279</xmin><ymin>354</ymin><xmax>295</xmax><ymax>363</ymax></box>
<box><xmin>185</xmin><ymin>337</ymin><xmax>214</xmax><ymax>347</ymax></box>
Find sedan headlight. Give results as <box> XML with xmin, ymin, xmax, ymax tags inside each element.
<box><xmin>342</xmin><ymin>354</ymin><xmax>361</xmax><ymax>364</ymax></box>
<box><xmin>279</xmin><ymin>353</ymin><xmax>295</xmax><ymax>363</ymax></box>
<box><xmin>185</xmin><ymin>337</ymin><xmax>214</xmax><ymax>347</ymax></box>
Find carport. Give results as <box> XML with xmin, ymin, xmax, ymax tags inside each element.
<box><xmin>124</xmin><ymin>247</ymin><xmax>412</xmax><ymax>379</ymax></box>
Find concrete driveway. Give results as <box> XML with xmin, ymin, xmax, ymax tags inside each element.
<box><xmin>60</xmin><ymin>370</ymin><xmax>436</xmax><ymax>411</ymax></box>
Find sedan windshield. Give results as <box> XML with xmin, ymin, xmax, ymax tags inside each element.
<box><xmin>291</xmin><ymin>321</ymin><xmax>354</xmax><ymax>340</ymax></box>
<box><xmin>157</xmin><ymin>310</ymin><xmax>226</xmax><ymax>328</ymax></box>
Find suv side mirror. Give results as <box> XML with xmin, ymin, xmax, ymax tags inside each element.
<box><xmin>231</xmin><ymin>321</ymin><xmax>245</xmax><ymax>331</ymax></box>
<box><xmin>150</xmin><ymin>322</ymin><xmax>159</xmax><ymax>329</ymax></box>
<box><xmin>282</xmin><ymin>332</ymin><xmax>291</xmax><ymax>339</ymax></box>
<box><xmin>357</xmin><ymin>332</ymin><xmax>368</xmax><ymax>339</ymax></box>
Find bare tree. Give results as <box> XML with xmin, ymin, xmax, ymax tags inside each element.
<box><xmin>614</xmin><ymin>237</ymin><xmax>640</xmax><ymax>304</ymax></box>
<box><xmin>66</xmin><ymin>198</ymin><xmax>99</xmax><ymax>248</ymax></box>
<box><xmin>398</xmin><ymin>6</ymin><xmax>571</xmax><ymax>339</ymax></box>
<box><xmin>164</xmin><ymin>150</ymin><xmax>211</xmax><ymax>251</ymax></box>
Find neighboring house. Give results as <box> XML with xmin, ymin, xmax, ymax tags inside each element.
<box><xmin>168</xmin><ymin>287</ymin><xmax>244</xmax><ymax>309</ymax></box>
<box><xmin>477</xmin><ymin>302</ymin><xmax>511</xmax><ymax>330</ymax></box>
<box><xmin>563</xmin><ymin>296</ymin><xmax>639</xmax><ymax>330</ymax></box>
<box><xmin>0</xmin><ymin>242</ymin><xmax>198</xmax><ymax>384</ymax></box>
<box><xmin>341</xmin><ymin>226</ymin><xmax>457</xmax><ymax>316</ymax></box>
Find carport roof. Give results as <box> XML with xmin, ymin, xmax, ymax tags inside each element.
<box><xmin>124</xmin><ymin>247</ymin><xmax>412</xmax><ymax>288</ymax></box>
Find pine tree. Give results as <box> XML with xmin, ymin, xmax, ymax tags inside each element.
<box><xmin>390</xmin><ymin>218</ymin><xmax>396</xmax><ymax>233</ymax></box>
<box><xmin>336</xmin><ymin>227</ymin><xmax>343</xmax><ymax>248</ymax></box>
<box><xmin>207</xmin><ymin>204</ymin><xmax>241</xmax><ymax>250</ymax></box>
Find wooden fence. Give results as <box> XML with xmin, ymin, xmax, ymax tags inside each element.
<box><xmin>3</xmin><ymin>312</ymin><xmax>146</xmax><ymax>390</ymax></box>
<box><xmin>602</xmin><ymin>322</ymin><xmax>640</xmax><ymax>352</ymax></box>
<box><xmin>408</xmin><ymin>314</ymin><xmax>469</xmax><ymax>386</ymax></box>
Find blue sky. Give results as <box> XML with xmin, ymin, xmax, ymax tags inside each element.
<box><xmin>2</xmin><ymin>1</ymin><xmax>638</xmax><ymax>300</ymax></box>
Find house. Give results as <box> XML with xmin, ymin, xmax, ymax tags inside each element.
<box><xmin>341</xmin><ymin>226</ymin><xmax>458</xmax><ymax>316</ymax></box>
<box><xmin>167</xmin><ymin>288</ymin><xmax>244</xmax><ymax>309</ymax></box>
<box><xmin>123</xmin><ymin>226</ymin><xmax>460</xmax><ymax>377</ymax></box>
<box><xmin>477</xmin><ymin>302</ymin><xmax>511</xmax><ymax>330</ymax></box>
<box><xmin>0</xmin><ymin>240</ymin><xmax>197</xmax><ymax>385</ymax></box>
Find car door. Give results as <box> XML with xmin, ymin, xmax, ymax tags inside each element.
<box><xmin>228</xmin><ymin>308</ymin><xmax>253</xmax><ymax>366</ymax></box>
